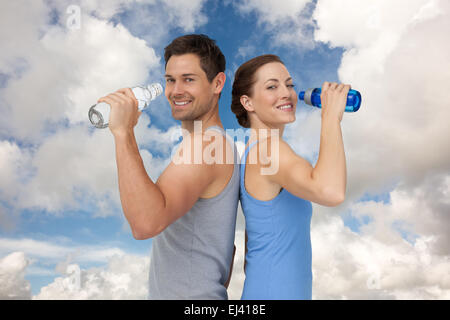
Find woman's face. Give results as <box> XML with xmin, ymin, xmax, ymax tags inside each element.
<box><xmin>247</xmin><ymin>62</ymin><xmax>297</xmax><ymax>127</ymax></box>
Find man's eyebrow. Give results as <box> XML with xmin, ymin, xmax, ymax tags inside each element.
<box><xmin>165</xmin><ymin>73</ymin><xmax>198</xmax><ymax>78</ymax></box>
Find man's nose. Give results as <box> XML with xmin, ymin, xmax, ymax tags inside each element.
<box><xmin>172</xmin><ymin>81</ymin><xmax>185</xmax><ymax>96</ymax></box>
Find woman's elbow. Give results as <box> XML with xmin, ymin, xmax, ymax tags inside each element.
<box><xmin>320</xmin><ymin>188</ymin><xmax>345</xmax><ymax>207</ymax></box>
<box><xmin>330</xmin><ymin>192</ymin><xmax>345</xmax><ymax>207</ymax></box>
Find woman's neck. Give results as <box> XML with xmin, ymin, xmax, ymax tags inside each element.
<box><xmin>248</xmin><ymin>118</ymin><xmax>284</xmax><ymax>147</ymax></box>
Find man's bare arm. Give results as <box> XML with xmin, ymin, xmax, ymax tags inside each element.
<box><xmin>98</xmin><ymin>88</ymin><xmax>217</xmax><ymax>240</ymax></box>
<box><xmin>114</xmin><ymin>130</ymin><xmax>216</xmax><ymax>240</ymax></box>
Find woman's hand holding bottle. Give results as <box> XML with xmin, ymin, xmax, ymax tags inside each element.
<box><xmin>320</xmin><ymin>82</ymin><xmax>351</xmax><ymax>123</ymax></box>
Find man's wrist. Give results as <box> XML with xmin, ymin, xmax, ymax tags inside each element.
<box><xmin>112</xmin><ymin>129</ymin><xmax>136</xmax><ymax>141</ymax></box>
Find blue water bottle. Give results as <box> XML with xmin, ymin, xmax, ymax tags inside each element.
<box><xmin>299</xmin><ymin>88</ymin><xmax>361</xmax><ymax>112</ymax></box>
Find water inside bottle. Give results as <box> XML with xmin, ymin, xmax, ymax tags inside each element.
<box><xmin>89</xmin><ymin>83</ymin><xmax>163</xmax><ymax>129</ymax></box>
<box><xmin>89</xmin><ymin>102</ymin><xmax>110</xmax><ymax>128</ymax></box>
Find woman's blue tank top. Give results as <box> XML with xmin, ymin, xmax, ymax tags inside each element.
<box><xmin>240</xmin><ymin>141</ymin><xmax>313</xmax><ymax>300</ymax></box>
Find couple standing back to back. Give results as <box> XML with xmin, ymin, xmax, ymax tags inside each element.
<box><xmin>99</xmin><ymin>34</ymin><xmax>349</xmax><ymax>300</ymax></box>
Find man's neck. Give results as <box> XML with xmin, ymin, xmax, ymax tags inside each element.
<box><xmin>181</xmin><ymin>104</ymin><xmax>223</xmax><ymax>133</ymax></box>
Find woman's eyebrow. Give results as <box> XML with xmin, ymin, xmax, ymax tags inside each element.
<box><xmin>265</xmin><ymin>77</ymin><xmax>293</xmax><ymax>84</ymax></box>
<box><xmin>264</xmin><ymin>78</ymin><xmax>279</xmax><ymax>84</ymax></box>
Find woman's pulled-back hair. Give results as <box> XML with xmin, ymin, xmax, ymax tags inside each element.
<box><xmin>231</xmin><ymin>54</ymin><xmax>284</xmax><ymax>128</ymax></box>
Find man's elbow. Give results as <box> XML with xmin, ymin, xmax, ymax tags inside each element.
<box><xmin>131</xmin><ymin>221</ymin><xmax>164</xmax><ymax>240</ymax></box>
<box><xmin>132</xmin><ymin>229</ymin><xmax>152</xmax><ymax>240</ymax></box>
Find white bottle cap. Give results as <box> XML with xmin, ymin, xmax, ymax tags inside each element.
<box><xmin>147</xmin><ymin>83</ymin><xmax>163</xmax><ymax>100</ymax></box>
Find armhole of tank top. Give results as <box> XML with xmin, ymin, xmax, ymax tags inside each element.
<box><xmin>196</xmin><ymin>126</ymin><xmax>237</xmax><ymax>202</ymax></box>
<box><xmin>242</xmin><ymin>141</ymin><xmax>285</xmax><ymax>203</ymax></box>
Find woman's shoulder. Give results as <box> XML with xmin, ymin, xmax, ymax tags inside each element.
<box><xmin>261</xmin><ymin>136</ymin><xmax>312</xmax><ymax>182</ymax></box>
<box><xmin>260</xmin><ymin>135</ymin><xmax>296</xmax><ymax>158</ymax></box>
<box><xmin>246</xmin><ymin>136</ymin><xmax>296</xmax><ymax>162</ymax></box>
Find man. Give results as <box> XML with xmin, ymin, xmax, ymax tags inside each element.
<box><xmin>97</xmin><ymin>34</ymin><xmax>239</xmax><ymax>299</ymax></box>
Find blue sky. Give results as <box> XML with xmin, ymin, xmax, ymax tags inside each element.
<box><xmin>1</xmin><ymin>0</ymin><xmax>449</xmax><ymax>299</ymax></box>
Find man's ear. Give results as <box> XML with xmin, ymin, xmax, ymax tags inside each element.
<box><xmin>240</xmin><ymin>95</ymin><xmax>254</xmax><ymax>112</ymax></box>
<box><xmin>213</xmin><ymin>72</ymin><xmax>226</xmax><ymax>95</ymax></box>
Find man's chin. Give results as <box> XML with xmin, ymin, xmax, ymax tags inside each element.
<box><xmin>171</xmin><ymin>110</ymin><xmax>195</xmax><ymax>121</ymax></box>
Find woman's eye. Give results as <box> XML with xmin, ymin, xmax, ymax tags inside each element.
<box><xmin>287</xmin><ymin>84</ymin><xmax>296</xmax><ymax>88</ymax></box>
<box><xmin>267</xmin><ymin>85</ymin><xmax>276</xmax><ymax>90</ymax></box>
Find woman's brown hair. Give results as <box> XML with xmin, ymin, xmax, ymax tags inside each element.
<box><xmin>231</xmin><ymin>54</ymin><xmax>284</xmax><ymax>128</ymax></box>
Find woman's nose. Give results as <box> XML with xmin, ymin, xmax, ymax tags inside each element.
<box><xmin>281</xmin><ymin>84</ymin><xmax>291</xmax><ymax>99</ymax></box>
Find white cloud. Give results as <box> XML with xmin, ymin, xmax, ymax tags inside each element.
<box><xmin>237</xmin><ymin>0</ymin><xmax>310</xmax><ymax>24</ymax></box>
<box><xmin>0</xmin><ymin>1</ymin><xmax>196</xmax><ymax>220</ymax></box>
<box><xmin>0</xmin><ymin>238</ymin><xmax>149</xmax><ymax>299</ymax></box>
<box><xmin>0</xmin><ymin>13</ymin><xmax>159</xmax><ymax>142</ymax></box>
<box><xmin>313</xmin><ymin>0</ymin><xmax>443</xmax><ymax>51</ymax></box>
<box><xmin>0</xmin><ymin>247</ymin><xmax>148</xmax><ymax>300</ymax></box>
<box><xmin>0</xmin><ymin>238</ymin><xmax>127</xmax><ymax>264</ymax></box>
<box><xmin>0</xmin><ymin>121</ymin><xmax>179</xmax><ymax>217</ymax></box>
<box><xmin>0</xmin><ymin>252</ymin><xmax>32</xmax><ymax>299</ymax></box>
<box><xmin>45</xmin><ymin>0</ymin><xmax>208</xmax><ymax>31</ymax></box>
<box><xmin>0</xmin><ymin>0</ymin><xmax>212</xmax><ymax>145</ymax></box>
<box><xmin>0</xmin><ymin>141</ymin><xmax>33</xmax><ymax>202</ymax></box>
<box><xmin>282</xmin><ymin>0</ymin><xmax>450</xmax><ymax>299</ymax></box>
<box><xmin>33</xmin><ymin>253</ymin><xmax>149</xmax><ymax>300</ymax></box>
<box><xmin>311</xmin><ymin>195</ymin><xmax>450</xmax><ymax>299</ymax></box>
<box><xmin>0</xmin><ymin>1</ymin><xmax>48</xmax><ymax>74</ymax></box>
<box><xmin>235</xmin><ymin>0</ymin><xmax>315</xmax><ymax>48</ymax></box>
<box><xmin>162</xmin><ymin>0</ymin><xmax>208</xmax><ymax>32</ymax></box>
<box><xmin>304</xmin><ymin>0</ymin><xmax>450</xmax><ymax>205</ymax></box>
<box><xmin>236</xmin><ymin>45</ymin><xmax>257</xmax><ymax>60</ymax></box>
<box><xmin>284</xmin><ymin>0</ymin><xmax>450</xmax><ymax>214</ymax></box>
<box><xmin>46</xmin><ymin>0</ymin><xmax>145</xmax><ymax>21</ymax></box>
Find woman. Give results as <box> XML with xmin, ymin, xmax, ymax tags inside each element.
<box><xmin>231</xmin><ymin>54</ymin><xmax>349</xmax><ymax>299</ymax></box>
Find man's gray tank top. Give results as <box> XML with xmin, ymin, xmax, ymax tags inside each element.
<box><xmin>148</xmin><ymin>126</ymin><xmax>240</xmax><ymax>299</ymax></box>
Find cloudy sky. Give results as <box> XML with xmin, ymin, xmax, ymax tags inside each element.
<box><xmin>0</xmin><ymin>0</ymin><xmax>449</xmax><ymax>300</ymax></box>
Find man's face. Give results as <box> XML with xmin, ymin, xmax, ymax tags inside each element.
<box><xmin>164</xmin><ymin>53</ymin><xmax>216</xmax><ymax>121</ymax></box>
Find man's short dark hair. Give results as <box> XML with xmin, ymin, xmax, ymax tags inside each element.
<box><xmin>164</xmin><ymin>34</ymin><xmax>226</xmax><ymax>83</ymax></box>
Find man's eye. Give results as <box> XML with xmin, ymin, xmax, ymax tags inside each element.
<box><xmin>287</xmin><ymin>84</ymin><xmax>295</xmax><ymax>88</ymax></box>
<box><xmin>166</xmin><ymin>78</ymin><xmax>174</xmax><ymax>83</ymax></box>
<box><xmin>185</xmin><ymin>78</ymin><xmax>194</xmax><ymax>82</ymax></box>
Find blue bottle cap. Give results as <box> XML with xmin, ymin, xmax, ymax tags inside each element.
<box><xmin>299</xmin><ymin>91</ymin><xmax>305</xmax><ymax>100</ymax></box>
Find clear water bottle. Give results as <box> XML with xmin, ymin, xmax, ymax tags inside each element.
<box><xmin>299</xmin><ymin>88</ymin><xmax>361</xmax><ymax>112</ymax></box>
<box><xmin>88</xmin><ymin>83</ymin><xmax>163</xmax><ymax>129</ymax></box>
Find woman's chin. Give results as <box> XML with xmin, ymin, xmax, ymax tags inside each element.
<box><xmin>282</xmin><ymin>115</ymin><xmax>296</xmax><ymax>124</ymax></box>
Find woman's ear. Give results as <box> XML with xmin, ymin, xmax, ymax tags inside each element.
<box><xmin>240</xmin><ymin>95</ymin><xmax>254</xmax><ymax>112</ymax></box>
